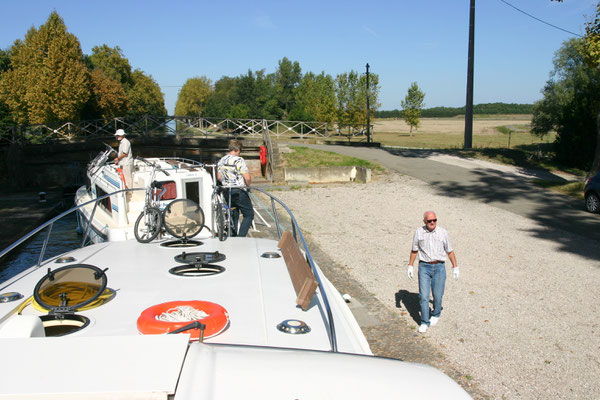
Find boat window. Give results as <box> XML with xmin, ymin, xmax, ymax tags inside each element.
<box><xmin>185</xmin><ymin>181</ymin><xmax>200</xmax><ymax>205</ymax></box>
<box><xmin>157</xmin><ymin>181</ymin><xmax>177</xmax><ymax>200</ymax></box>
<box><xmin>96</xmin><ymin>186</ymin><xmax>112</xmax><ymax>214</ymax></box>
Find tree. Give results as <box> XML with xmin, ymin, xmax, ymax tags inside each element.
<box><xmin>275</xmin><ymin>57</ymin><xmax>301</xmax><ymax>119</ymax></box>
<box><xmin>204</xmin><ymin>77</ymin><xmax>237</xmax><ymax>117</ymax></box>
<box><xmin>86</xmin><ymin>69</ymin><xmax>129</xmax><ymax>120</ymax></box>
<box><xmin>0</xmin><ymin>49</ymin><xmax>13</xmax><ymax>127</ymax></box>
<box><xmin>0</xmin><ymin>11</ymin><xmax>90</xmax><ymax>125</ymax></box>
<box><xmin>175</xmin><ymin>76</ymin><xmax>213</xmax><ymax>116</ymax></box>
<box><xmin>584</xmin><ymin>1</ymin><xmax>600</xmax><ymax>176</ymax></box>
<box><xmin>127</xmin><ymin>70</ymin><xmax>166</xmax><ymax>116</ymax></box>
<box><xmin>531</xmin><ymin>38</ymin><xmax>600</xmax><ymax>169</ymax></box>
<box><xmin>290</xmin><ymin>72</ymin><xmax>337</xmax><ymax>125</ymax></box>
<box><xmin>335</xmin><ymin>70</ymin><xmax>380</xmax><ymax>132</ymax></box>
<box><xmin>87</xmin><ymin>45</ymin><xmax>133</xmax><ymax>88</ymax></box>
<box><xmin>401</xmin><ymin>82</ymin><xmax>425</xmax><ymax>136</ymax></box>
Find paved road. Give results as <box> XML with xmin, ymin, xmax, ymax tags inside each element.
<box><xmin>292</xmin><ymin>144</ymin><xmax>600</xmax><ymax>259</ymax></box>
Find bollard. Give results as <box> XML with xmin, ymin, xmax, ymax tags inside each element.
<box><xmin>39</xmin><ymin>192</ymin><xmax>46</xmax><ymax>203</ymax></box>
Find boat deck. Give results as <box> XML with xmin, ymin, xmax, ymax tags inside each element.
<box><xmin>1</xmin><ymin>236</ymin><xmax>370</xmax><ymax>354</ymax></box>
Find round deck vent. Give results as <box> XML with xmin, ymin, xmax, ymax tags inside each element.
<box><xmin>55</xmin><ymin>256</ymin><xmax>76</xmax><ymax>264</ymax></box>
<box><xmin>0</xmin><ymin>292</ymin><xmax>23</xmax><ymax>303</ymax></box>
<box><xmin>169</xmin><ymin>264</ymin><xmax>225</xmax><ymax>277</ymax></box>
<box><xmin>161</xmin><ymin>239</ymin><xmax>203</xmax><ymax>248</ymax></box>
<box><xmin>277</xmin><ymin>319</ymin><xmax>311</xmax><ymax>334</ymax></box>
<box><xmin>40</xmin><ymin>314</ymin><xmax>90</xmax><ymax>336</ymax></box>
<box><xmin>261</xmin><ymin>252</ymin><xmax>281</xmax><ymax>259</ymax></box>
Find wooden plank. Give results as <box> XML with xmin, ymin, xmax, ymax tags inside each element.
<box><xmin>278</xmin><ymin>231</ymin><xmax>318</xmax><ymax>311</ymax></box>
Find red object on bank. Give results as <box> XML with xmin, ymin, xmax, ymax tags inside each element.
<box><xmin>259</xmin><ymin>146</ymin><xmax>267</xmax><ymax>165</ymax></box>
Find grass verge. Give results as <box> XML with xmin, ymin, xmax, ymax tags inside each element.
<box><xmin>282</xmin><ymin>146</ymin><xmax>382</xmax><ymax>171</ymax></box>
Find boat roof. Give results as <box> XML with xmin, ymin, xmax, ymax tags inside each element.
<box><xmin>1</xmin><ymin>236</ymin><xmax>369</xmax><ymax>352</ymax></box>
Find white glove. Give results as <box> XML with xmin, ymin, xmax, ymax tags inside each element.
<box><xmin>407</xmin><ymin>265</ymin><xmax>414</xmax><ymax>279</ymax></box>
<box><xmin>453</xmin><ymin>267</ymin><xmax>460</xmax><ymax>281</ymax></box>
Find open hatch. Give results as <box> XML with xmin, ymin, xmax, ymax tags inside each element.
<box><xmin>33</xmin><ymin>264</ymin><xmax>109</xmax><ymax>336</ymax></box>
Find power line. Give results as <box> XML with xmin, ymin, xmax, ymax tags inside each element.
<box><xmin>499</xmin><ymin>0</ymin><xmax>583</xmax><ymax>38</ymax></box>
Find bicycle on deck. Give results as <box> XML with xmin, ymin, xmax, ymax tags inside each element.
<box><xmin>133</xmin><ymin>158</ymin><xmax>169</xmax><ymax>243</ymax></box>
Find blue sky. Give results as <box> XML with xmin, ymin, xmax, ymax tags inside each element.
<box><xmin>1</xmin><ymin>0</ymin><xmax>597</xmax><ymax>114</ymax></box>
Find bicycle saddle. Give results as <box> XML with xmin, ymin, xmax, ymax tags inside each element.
<box><xmin>150</xmin><ymin>181</ymin><xmax>164</xmax><ymax>189</ymax></box>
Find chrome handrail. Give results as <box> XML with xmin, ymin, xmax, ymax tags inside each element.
<box><xmin>0</xmin><ymin>184</ymin><xmax>338</xmax><ymax>352</ymax></box>
<box><xmin>250</xmin><ymin>187</ymin><xmax>338</xmax><ymax>353</ymax></box>
<box><xmin>0</xmin><ymin>188</ymin><xmax>144</xmax><ymax>262</ymax></box>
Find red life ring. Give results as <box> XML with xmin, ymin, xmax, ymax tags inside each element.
<box><xmin>259</xmin><ymin>146</ymin><xmax>267</xmax><ymax>165</ymax></box>
<box><xmin>116</xmin><ymin>167</ymin><xmax>128</xmax><ymax>189</ymax></box>
<box><xmin>137</xmin><ymin>300</ymin><xmax>229</xmax><ymax>340</ymax></box>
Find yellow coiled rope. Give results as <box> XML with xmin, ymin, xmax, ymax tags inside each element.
<box><xmin>16</xmin><ymin>286</ymin><xmax>116</xmax><ymax>314</ymax></box>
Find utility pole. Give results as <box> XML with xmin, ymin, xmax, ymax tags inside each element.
<box><xmin>366</xmin><ymin>63</ymin><xmax>371</xmax><ymax>144</ymax></box>
<box><xmin>464</xmin><ymin>0</ymin><xmax>475</xmax><ymax>149</ymax></box>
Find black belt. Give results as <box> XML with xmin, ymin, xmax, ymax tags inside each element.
<box><xmin>420</xmin><ymin>260</ymin><xmax>444</xmax><ymax>264</ymax></box>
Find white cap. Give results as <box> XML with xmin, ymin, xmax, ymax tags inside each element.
<box><xmin>115</xmin><ymin>129</ymin><xmax>126</xmax><ymax>136</ymax></box>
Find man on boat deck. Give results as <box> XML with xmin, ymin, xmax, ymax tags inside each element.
<box><xmin>217</xmin><ymin>139</ymin><xmax>254</xmax><ymax>237</ymax></box>
<box><xmin>407</xmin><ymin>211</ymin><xmax>459</xmax><ymax>333</ymax></box>
<box><xmin>113</xmin><ymin>129</ymin><xmax>133</xmax><ymax>189</ymax></box>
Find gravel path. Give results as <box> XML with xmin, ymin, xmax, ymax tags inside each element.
<box><xmin>274</xmin><ymin>172</ymin><xmax>600</xmax><ymax>399</ymax></box>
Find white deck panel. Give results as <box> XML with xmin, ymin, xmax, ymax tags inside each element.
<box><xmin>3</xmin><ymin>237</ymin><xmax>354</xmax><ymax>352</ymax></box>
<box><xmin>0</xmin><ymin>334</ymin><xmax>189</xmax><ymax>399</ymax></box>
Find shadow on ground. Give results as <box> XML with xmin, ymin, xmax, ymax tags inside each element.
<box><xmin>395</xmin><ymin>290</ymin><xmax>421</xmax><ymax>324</ymax></box>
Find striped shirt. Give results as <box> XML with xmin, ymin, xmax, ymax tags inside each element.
<box><xmin>412</xmin><ymin>225</ymin><xmax>453</xmax><ymax>263</ymax></box>
<box><xmin>217</xmin><ymin>154</ymin><xmax>249</xmax><ymax>187</ymax></box>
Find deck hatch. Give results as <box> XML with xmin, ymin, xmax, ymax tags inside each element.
<box><xmin>170</xmin><ymin>251</ymin><xmax>226</xmax><ymax>277</ymax></box>
<box><xmin>32</xmin><ymin>264</ymin><xmax>108</xmax><ymax>336</ymax></box>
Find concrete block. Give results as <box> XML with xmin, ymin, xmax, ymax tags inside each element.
<box><xmin>284</xmin><ymin>166</ymin><xmax>371</xmax><ymax>184</ymax></box>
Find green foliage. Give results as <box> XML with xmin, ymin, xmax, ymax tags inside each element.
<box><xmin>204</xmin><ymin>77</ymin><xmax>237</xmax><ymax>118</ymax></box>
<box><xmin>375</xmin><ymin>103</ymin><xmax>534</xmax><ymax>118</ymax></box>
<box><xmin>275</xmin><ymin>57</ymin><xmax>301</xmax><ymax>118</ymax></box>
<box><xmin>335</xmin><ymin>71</ymin><xmax>380</xmax><ymax>131</ymax></box>
<box><xmin>290</xmin><ymin>72</ymin><xmax>337</xmax><ymax>125</ymax></box>
<box><xmin>85</xmin><ymin>69</ymin><xmax>129</xmax><ymax>120</ymax></box>
<box><xmin>401</xmin><ymin>82</ymin><xmax>425</xmax><ymax>135</ymax></box>
<box><xmin>0</xmin><ymin>11</ymin><xmax>90</xmax><ymax>125</ymax></box>
<box><xmin>175</xmin><ymin>76</ymin><xmax>212</xmax><ymax>116</ymax></box>
<box><xmin>127</xmin><ymin>70</ymin><xmax>166</xmax><ymax>116</ymax></box>
<box><xmin>87</xmin><ymin>45</ymin><xmax>133</xmax><ymax>88</ymax></box>
<box><xmin>531</xmin><ymin>38</ymin><xmax>600</xmax><ymax>169</ymax></box>
<box><xmin>284</xmin><ymin>146</ymin><xmax>379</xmax><ymax>170</ymax></box>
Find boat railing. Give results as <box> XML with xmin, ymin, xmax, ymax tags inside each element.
<box><xmin>0</xmin><ymin>185</ymin><xmax>338</xmax><ymax>352</ymax></box>
<box><xmin>249</xmin><ymin>187</ymin><xmax>338</xmax><ymax>352</ymax></box>
<box><xmin>0</xmin><ymin>188</ymin><xmax>144</xmax><ymax>266</ymax></box>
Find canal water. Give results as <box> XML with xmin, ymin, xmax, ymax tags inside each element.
<box><xmin>0</xmin><ymin>213</ymin><xmax>80</xmax><ymax>284</ymax></box>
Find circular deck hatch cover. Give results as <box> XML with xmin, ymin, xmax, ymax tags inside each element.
<box><xmin>33</xmin><ymin>264</ymin><xmax>108</xmax><ymax>313</ymax></box>
<box><xmin>174</xmin><ymin>251</ymin><xmax>226</xmax><ymax>265</ymax></box>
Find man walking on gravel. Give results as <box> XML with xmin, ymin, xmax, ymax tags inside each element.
<box><xmin>407</xmin><ymin>211</ymin><xmax>459</xmax><ymax>333</ymax></box>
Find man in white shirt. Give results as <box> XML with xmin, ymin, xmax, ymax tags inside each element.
<box><xmin>407</xmin><ymin>211</ymin><xmax>459</xmax><ymax>333</ymax></box>
<box><xmin>113</xmin><ymin>129</ymin><xmax>133</xmax><ymax>189</ymax></box>
<box><xmin>217</xmin><ymin>140</ymin><xmax>254</xmax><ymax>237</ymax></box>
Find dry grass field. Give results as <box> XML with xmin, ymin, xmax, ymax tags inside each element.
<box><xmin>369</xmin><ymin>115</ymin><xmax>555</xmax><ymax>149</ymax></box>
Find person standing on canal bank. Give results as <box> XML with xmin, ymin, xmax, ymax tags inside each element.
<box><xmin>407</xmin><ymin>211</ymin><xmax>459</xmax><ymax>333</ymax></box>
<box><xmin>113</xmin><ymin>129</ymin><xmax>133</xmax><ymax>189</ymax></box>
<box><xmin>217</xmin><ymin>139</ymin><xmax>254</xmax><ymax>237</ymax></box>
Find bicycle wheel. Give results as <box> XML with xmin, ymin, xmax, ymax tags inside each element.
<box><xmin>163</xmin><ymin>199</ymin><xmax>205</xmax><ymax>239</ymax></box>
<box><xmin>134</xmin><ymin>207</ymin><xmax>162</xmax><ymax>243</ymax></box>
<box><xmin>216</xmin><ymin>204</ymin><xmax>227</xmax><ymax>241</ymax></box>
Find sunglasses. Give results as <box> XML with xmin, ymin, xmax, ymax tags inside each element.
<box><xmin>426</xmin><ymin>219</ymin><xmax>437</xmax><ymax>223</ymax></box>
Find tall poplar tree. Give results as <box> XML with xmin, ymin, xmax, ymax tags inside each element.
<box><xmin>0</xmin><ymin>11</ymin><xmax>90</xmax><ymax>125</ymax></box>
<box><xmin>175</xmin><ymin>76</ymin><xmax>213</xmax><ymax>116</ymax></box>
<box><xmin>401</xmin><ymin>82</ymin><xmax>425</xmax><ymax>136</ymax></box>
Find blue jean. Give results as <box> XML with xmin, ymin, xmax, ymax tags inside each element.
<box><xmin>225</xmin><ymin>188</ymin><xmax>254</xmax><ymax>237</ymax></box>
<box><xmin>418</xmin><ymin>261</ymin><xmax>446</xmax><ymax>325</ymax></box>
